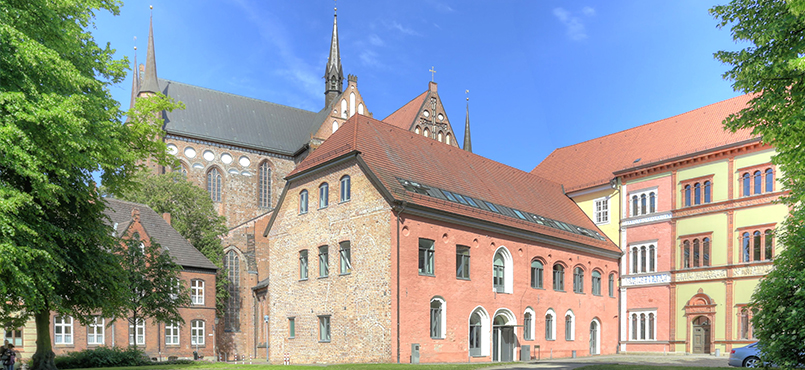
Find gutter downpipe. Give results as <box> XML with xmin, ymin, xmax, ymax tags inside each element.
<box><xmin>395</xmin><ymin>200</ymin><xmax>408</xmax><ymax>364</ymax></box>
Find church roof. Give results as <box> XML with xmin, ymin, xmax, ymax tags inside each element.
<box><xmin>104</xmin><ymin>198</ymin><xmax>218</xmax><ymax>271</ymax></box>
<box><xmin>382</xmin><ymin>90</ymin><xmax>427</xmax><ymax>130</ymax></box>
<box><xmin>159</xmin><ymin>79</ymin><xmax>325</xmax><ymax>156</ymax></box>
<box><xmin>531</xmin><ymin>94</ymin><xmax>757</xmax><ymax>192</ymax></box>
<box><xmin>289</xmin><ymin>115</ymin><xmax>620</xmax><ymax>256</ymax></box>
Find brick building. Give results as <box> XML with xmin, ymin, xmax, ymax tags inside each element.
<box><xmin>264</xmin><ymin>115</ymin><xmax>621</xmax><ymax>364</ymax></box>
<box><xmin>533</xmin><ymin>95</ymin><xmax>788</xmax><ymax>355</ymax></box>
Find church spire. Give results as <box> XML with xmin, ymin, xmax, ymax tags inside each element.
<box><xmin>463</xmin><ymin>91</ymin><xmax>472</xmax><ymax>153</ymax></box>
<box><xmin>324</xmin><ymin>5</ymin><xmax>344</xmax><ymax>108</ymax></box>
<box><xmin>127</xmin><ymin>44</ymin><xmax>140</xmax><ymax>119</ymax></box>
<box><xmin>139</xmin><ymin>6</ymin><xmax>160</xmax><ymax>95</ymax></box>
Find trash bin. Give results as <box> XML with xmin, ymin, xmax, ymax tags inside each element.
<box><xmin>193</xmin><ymin>351</ymin><xmax>199</xmax><ymax>360</ymax></box>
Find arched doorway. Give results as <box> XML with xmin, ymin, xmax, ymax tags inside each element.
<box><xmin>492</xmin><ymin>310</ymin><xmax>517</xmax><ymax>362</ymax></box>
<box><xmin>692</xmin><ymin>316</ymin><xmax>711</xmax><ymax>354</ymax></box>
<box><xmin>589</xmin><ymin>319</ymin><xmax>600</xmax><ymax>355</ymax></box>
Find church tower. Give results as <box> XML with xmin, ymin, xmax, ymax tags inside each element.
<box><xmin>139</xmin><ymin>8</ymin><xmax>160</xmax><ymax>95</ymax></box>
<box><xmin>324</xmin><ymin>7</ymin><xmax>344</xmax><ymax>108</ymax></box>
<box><xmin>464</xmin><ymin>94</ymin><xmax>472</xmax><ymax>153</ymax></box>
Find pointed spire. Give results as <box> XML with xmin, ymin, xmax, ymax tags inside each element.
<box><xmin>126</xmin><ymin>44</ymin><xmax>140</xmax><ymax>121</ymax></box>
<box><xmin>139</xmin><ymin>6</ymin><xmax>160</xmax><ymax>94</ymax></box>
<box><xmin>324</xmin><ymin>5</ymin><xmax>344</xmax><ymax>107</ymax></box>
<box><xmin>463</xmin><ymin>91</ymin><xmax>472</xmax><ymax>153</ymax></box>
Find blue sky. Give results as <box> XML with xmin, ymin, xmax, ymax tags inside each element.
<box><xmin>94</xmin><ymin>0</ymin><xmax>745</xmax><ymax>173</ymax></box>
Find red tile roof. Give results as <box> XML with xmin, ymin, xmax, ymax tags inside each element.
<box><xmin>290</xmin><ymin>115</ymin><xmax>620</xmax><ymax>255</ymax></box>
<box><xmin>531</xmin><ymin>95</ymin><xmax>757</xmax><ymax>192</ymax></box>
<box><xmin>381</xmin><ymin>91</ymin><xmax>427</xmax><ymax>130</ymax></box>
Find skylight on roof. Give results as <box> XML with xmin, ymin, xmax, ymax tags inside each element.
<box><xmin>484</xmin><ymin>201</ymin><xmax>500</xmax><ymax>213</ymax></box>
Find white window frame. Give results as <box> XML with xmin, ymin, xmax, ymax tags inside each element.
<box><xmin>87</xmin><ymin>316</ymin><xmax>104</xmax><ymax>345</ymax></box>
<box><xmin>629</xmin><ymin>309</ymin><xmax>657</xmax><ymax>341</ymax></box>
<box><xmin>545</xmin><ymin>308</ymin><xmax>556</xmax><ymax>341</ymax></box>
<box><xmin>629</xmin><ymin>241</ymin><xmax>658</xmax><ymax>274</ymax></box>
<box><xmin>165</xmin><ymin>322</ymin><xmax>180</xmax><ymax>345</ymax></box>
<box><xmin>191</xmin><ymin>279</ymin><xmax>204</xmax><ymax>305</ymax></box>
<box><xmin>430</xmin><ymin>297</ymin><xmax>446</xmax><ymax>339</ymax></box>
<box><xmin>594</xmin><ymin>196</ymin><xmax>610</xmax><ymax>225</ymax></box>
<box><xmin>523</xmin><ymin>307</ymin><xmax>535</xmax><ymax>341</ymax></box>
<box><xmin>54</xmin><ymin>316</ymin><xmax>73</xmax><ymax>345</ymax></box>
<box><xmin>191</xmin><ymin>320</ymin><xmax>205</xmax><ymax>345</ymax></box>
<box><xmin>129</xmin><ymin>318</ymin><xmax>145</xmax><ymax>346</ymax></box>
<box><xmin>468</xmin><ymin>306</ymin><xmax>490</xmax><ymax>357</ymax></box>
<box><xmin>492</xmin><ymin>246</ymin><xmax>513</xmax><ymax>294</ymax></box>
<box><xmin>629</xmin><ymin>187</ymin><xmax>658</xmax><ymax>217</ymax></box>
<box><xmin>565</xmin><ymin>310</ymin><xmax>576</xmax><ymax>341</ymax></box>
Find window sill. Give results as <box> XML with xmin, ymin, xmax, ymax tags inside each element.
<box><xmin>339</xmin><ymin>272</ymin><xmax>352</xmax><ymax>276</ymax></box>
<box><xmin>299</xmin><ymin>211</ymin><xmax>308</xmax><ymax>215</ymax></box>
<box><xmin>318</xmin><ymin>276</ymin><xmax>329</xmax><ymax>279</ymax></box>
<box><xmin>318</xmin><ymin>206</ymin><xmax>328</xmax><ymax>210</ymax></box>
<box><xmin>418</xmin><ymin>272</ymin><xmax>435</xmax><ymax>277</ymax></box>
<box><xmin>299</xmin><ymin>278</ymin><xmax>308</xmax><ymax>282</ymax></box>
<box><xmin>318</xmin><ymin>340</ymin><xmax>331</xmax><ymax>343</ymax></box>
<box><xmin>430</xmin><ymin>337</ymin><xmax>445</xmax><ymax>340</ymax></box>
<box><xmin>574</xmin><ymin>291</ymin><xmax>585</xmax><ymax>295</ymax></box>
<box><xmin>531</xmin><ymin>286</ymin><xmax>545</xmax><ymax>290</ymax></box>
<box><xmin>554</xmin><ymin>289</ymin><xmax>565</xmax><ymax>293</ymax></box>
<box><xmin>339</xmin><ymin>199</ymin><xmax>351</xmax><ymax>204</ymax></box>
<box><xmin>456</xmin><ymin>277</ymin><xmax>471</xmax><ymax>281</ymax></box>
<box><xmin>190</xmin><ymin>343</ymin><xmax>207</xmax><ymax>348</ymax></box>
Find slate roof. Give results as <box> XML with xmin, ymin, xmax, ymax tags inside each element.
<box><xmin>159</xmin><ymin>79</ymin><xmax>328</xmax><ymax>156</ymax></box>
<box><xmin>104</xmin><ymin>198</ymin><xmax>218</xmax><ymax>271</ymax></box>
<box><xmin>531</xmin><ymin>95</ymin><xmax>757</xmax><ymax>192</ymax></box>
<box><xmin>382</xmin><ymin>91</ymin><xmax>427</xmax><ymax>130</ymax></box>
<box><xmin>289</xmin><ymin>116</ymin><xmax>620</xmax><ymax>255</ymax></box>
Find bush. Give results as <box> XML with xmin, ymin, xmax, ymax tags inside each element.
<box><xmin>54</xmin><ymin>347</ymin><xmax>151</xmax><ymax>369</ymax></box>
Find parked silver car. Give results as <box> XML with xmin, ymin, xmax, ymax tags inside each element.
<box><xmin>729</xmin><ymin>342</ymin><xmax>761</xmax><ymax>368</ymax></box>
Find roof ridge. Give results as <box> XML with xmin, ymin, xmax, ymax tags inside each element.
<box><xmin>548</xmin><ymin>94</ymin><xmax>750</xmax><ymax>153</ymax></box>
<box><xmin>160</xmin><ymin>78</ymin><xmax>319</xmax><ymax>116</ymax></box>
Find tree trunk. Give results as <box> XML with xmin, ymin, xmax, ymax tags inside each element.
<box><xmin>30</xmin><ymin>310</ymin><xmax>57</xmax><ymax>370</ymax></box>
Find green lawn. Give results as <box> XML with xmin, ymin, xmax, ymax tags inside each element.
<box><xmin>576</xmin><ymin>366</ymin><xmax>734</xmax><ymax>370</ymax></box>
<box><xmin>88</xmin><ymin>362</ymin><xmax>508</xmax><ymax>370</ymax></box>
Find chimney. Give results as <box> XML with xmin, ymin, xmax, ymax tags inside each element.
<box><xmin>162</xmin><ymin>212</ymin><xmax>171</xmax><ymax>226</ymax></box>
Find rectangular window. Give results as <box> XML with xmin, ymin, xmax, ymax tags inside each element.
<box><xmin>54</xmin><ymin>316</ymin><xmax>73</xmax><ymax>344</ymax></box>
<box><xmin>165</xmin><ymin>323</ymin><xmax>180</xmax><ymax>345</ymax></box>
<box><xmin>594</xmin><ymin>197</ymin><xmax>609</xmax><ymax>224</ymax></box>
<box><xmin>456</xmin><ymin>246</ymin><xmax>470</xmax><ymax>279</ymax></box>
<box><xmin>289</xmin><ymin>317</ymin><xmax>295</xmax><ymax>339</ymax></box>
<box><xmin>128</xmin><ymin>318</ymin><xmax>145</xmax><ymax>346</ymax></box>
<box><xmin>299</xmin><ymin>250</ymin><xmax>308</xmax><ymax>280</ymax></box>
<box><xmin>87</xmin><ymin>316</ymin><xmax>104</xmax><ymax>345</ymax></box>
<box><xmin>319</xmin><ymin>246</ymin><xmax>329</xmax><ymax>277</ymax></box>
<box><xmin>191</xmin><ymin>320</ymin><xmax>205</xmax><ymax>345</ymax></box>
<box><xmin>418</xmin><ymin>238</ymin><xmax>435</xmax><ymax>275</ymax></box>
<box><xmin>319</xmin><ymin>315</ymin><xmax>331</xmax><ymax>342</ymax></box>
<box><xmin>629</xmin><ymin>311</ymin><xmax>657</xmax><ymax>341</ymax></box>
<box><xmin>191</xmin><ymin>279</ymin><xmax>204</xmax><ymax>305</ymax></box>
<box><xmin>339</xmin><ymin>241</ymin><xmax>352</xmax><ymax>274</ymax></box>
<box><xmin>4</xmin><ymin>329</ymin><xmax>22</xmax><ymax>347</ymax></box>
<box><xmin>430</xmin><ymin>299</ymin><xmax>444</xmax><ymax>339</ymax></box>
<box><xmin>340</xmin><ymin>176</ymin><xmax>351</xmax><ymax>202</ymax></box>
<box><xmin>319</xmin><ymin>183</ymin><xmax>329</xmax><ymax>208</ymax></box>
<box><xmin>299</xmin><ymin>190</ymin><xmax>308</xmax><ymax>214</ymax></box>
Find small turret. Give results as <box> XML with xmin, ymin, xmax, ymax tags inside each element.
<box><xmin>324</xmin><ymin>7</ymin><xmax>344</xmax><ymax>108</ymax></box>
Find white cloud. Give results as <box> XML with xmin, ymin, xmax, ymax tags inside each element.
<box><xmin>388</xmin><ymin>20</ymin><xmax>421</xmax><ymax>36</ymax></box>
<box><xmin>360</xmin><ymin>50</ymin><xmax>383</xmax><ymax>68</ymax></box>
<box><xmin>369</xmin><ymin>34</ymin><xmax>384</xmax><ymax>47</ymax></box>
<box><xmin>553</xmin><ymin>7</ymin><xmax>595</xmax><ymax>41</ymax></box>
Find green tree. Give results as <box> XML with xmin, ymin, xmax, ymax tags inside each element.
<box><xmin>121</xmin><ymin>234</ymin><xmax>189</xmax><ymax>350</ymax></box>
<box><xmin>119</xmin><ymin>172</ymin><xmax>229</xmax><ymax>315</ymax></box>
<box><xmin>0</xmin><ymin>1</ymin><xmax>180</xmax><ymax>369</ymax></box>
<box><xmin>712</xmin><ymin>0</ymin><xmax>805</xmax><ymax>366</ymax></box>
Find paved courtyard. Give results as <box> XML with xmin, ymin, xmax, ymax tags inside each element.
<box><xmin>490</xmin><ymin>354</ymin><xmax>731</xmax><ymax>369</ymax></box>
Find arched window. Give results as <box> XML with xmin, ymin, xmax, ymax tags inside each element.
<box><xmin>349</xmin><ymin>92</ymin><xmax>356</xmax><ymax>117</ymax></box>
<box><xmin>259</xmin><ymin>161</ymin><xmax>271</xmax><ymax>209</ymax></box>
<box><xmin>319</xmin><ymin>183</ymin><xmax>329</xmax><ymax>208</ymax></box>
<box><xmin>565</xmin><ymin>310</ymin><xmax>575</xmax><ymax>340</ymax></box>
<box><xmin>693</xmin><ymin>239</ymin><xmax>700</xmax><ymax>267</ymax></box>
<box><xmin>437</xmin><ymin>131</ymin><xmax>443</xmax><ymax>142</ymax></box>
<box><xmin>430</xmin><ymin>297</ymin><xmax>445</xmax><ymax>339</ymax></box>
<box><xmin>608</xmin><ymin>273</ymin><xmax>615</xmax><ymax>297</ymax></box>
<box><xmin>631</xmin><ymin>313</ymin><xmax>638</xmax><ymax>340</ymax></box>
<box><xmin>703</xmin><ymin>238</ymin><xmax>710</xmax><ymax>266</ymax></box>
<box><xmin>640</xmin><ymin>313</ymin><xmax>647</xmax><ymax>340</ymax></box>
<box><xmin>531</xmin><ymin>260</ymin><xmax>543</xmax><ymax>289</ymax></box>
<box><xmin>446</xmin><ymin>133</ymin><xmax>452</xmax><ymax>145</ymax></box>
<box><xmin>632</xmin><ymin>195</ymin><xmax>639</xmax><ymax>216</ymax></box>
<box><xmin>299</xmin><ymin>250</ymin><xmax>308</xmax><ymax>279</ymax></box>
<box><xmin>573</xmin><ymin>267</ymin><xmax>584</xmax><ymax>293</ymax></box>
<box><xmin>765</xmin><ymin>229</ymin><xmax>774</xmax><ymax>260</ymax></box>
<box><xmin>341</xmin><ymin>99</ymin><xmax>348</xmax><ymax>118</ymax></box>
<box><xmin>493</xmin><ymin>253</ymin><xmax>505</xmax><ymax>293</ymax></box>
<box><xmin>545</xmin><ymin>309</ymin><xmax>556</xmax><ymax>340</ymax></box>
<box><xmin>684</xmin><ymin>185</ymin><xmax>691</xmax><ymax>207</ymax></box>
<box><xmin>742</xmin><ymin>172</ymin><xmax>751</xmax><ymax>196</ymax></box>
<box><xmin>640</xmin><ymin>194</ymin><xmax>647</xmax><ymax>214</ymax></box>
<box><xmin>207</xmin><ymin>168</ymin><xmax>222</xmax><ymax>202</ymax></box>
<box><xmin>553</xmin><ymin>264</ymin><xmax>564</xmax><ymax>291</ymax></box>
<box><xmin>592</xmin><ymin>270</ymin><xmax>601</xmax><ymax>296</ymax></box>
<box><xmin>649</xmin><ymin>313</ymin><xmax>655</xmax><ymax>340</ymax></box>
<box><xmin>340</xmin><ymin>175</ymin><xmax>351</xmax><ymax>202</ymax></box>
<box><xmin>224</xmin><ymin>250</ymin><xmax>240</xmax><ymax>331</ymax></box>
<box><xmin>704</xmin><ymin>181</ymin><xmax>711</xmax><ymax>203</ymax></box>
<box><xmin>649</xmin><ymin>245</ymin><xmax>656</xmax><ymax>272</ymax></box>
<box><xmin>694</xmin><ymin>183</ymin><xmax>701</xmax><ymax>205</ymax></box>
<box><xmin>299</xmin><ymin>190</ymin><xmax>308</xmax><ymax>214</ymax></box>
<box><xmin>640</xmin><ymin>246</ymin><xmax>647</xmax><ymax>272</ymax></box>
<box><xmin>683</xmin><ymin>240</ymin><xmax>690</xmax><ymax>269</ymax></box>
<box><xmin>742</xmin><ymin>232</ymin><xmax>751</xmax><ymax>262</ymax></box>
<box><xmin>649</xmin><ymin>192</ymin><xmax>656</xmax><ymax>213</ymax></box>
<box><xmin>415</xmin><ymin>126</ymin><xmax>421</xmax><ymax>134</ymax></box>
<box><xmin>358</xmin><ymin>103</ymin><xmax>365</xmax><ymax>115</ymax></box>
<box><xmin>631</xmin><ymin>247</ymin><xmax>638</xmax><ymax>274</ymax></box>
<box><xmin>319</xmin><ymin>245</ymin><xmax>329</xmax><ymax>277</ymax></box>
<box><xmin>754</xmin><ymin>170</ymin><xmax>762</xmax><ymax>194</ymax></box>
<box><xmin>753</xmin><ymin>231</ymin><xmax>762</xmax><ymax>261</ymax></box>
<box><xmin>765</xmin><ymin>168</ymin><xmax>774</xmax><ymax>192</ymax></box>
<box><xmin>332</xmin><ymin>121</ymin><xmax>338</xmax><ymax>133</ymax></box>
<box><xmin>469</xmin><ymin>307</ymin><xmax>489</xmax><ymax>357</ymax></box>
<box><xmin>524</xmin><ymin>308</ymin><xmax>535</xmax><ymax>341</ymax></box>
<box><xmin>423</xmin><ymin>128</ymin><xmax>430</xmax><ymax>137</ymax></box>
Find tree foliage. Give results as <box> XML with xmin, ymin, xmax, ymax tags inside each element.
<box><xmin>118</xmin><ymin>172</ymin><xmax>229</xmax><ymax>315</ymax></box>
<box><xmin>121</xmin><ymin>235</ymin><xmax>188</xmax><ymax>350</ymax></box>
<box><xmin>0</xmin><ymin>1</ymin><xmax>178</xmax><ymax>369</ymax></box>
<box><xmin>712</xmin><ymin>0</ymin><xmax>805</xmax><ymax>366</ymax></box>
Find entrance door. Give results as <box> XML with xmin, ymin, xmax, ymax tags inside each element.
<box><xmin>692</xmin><ymin>316</ymin><xmax>711</xmax><ymax>354</ymax></box>
<box><xmin>500</xmin><ymin>327</ymin><xmax>515</xmax><ymax>362</ymax></box>
<box><xmin>589</xmin><ymin>321</ymin><xmax>599</xmax><ymax>355</ymax></box>
<box><xmin>492</xmin><ymin>327</ymin><xmax>499</xmax><ymax>362</ymax></box>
